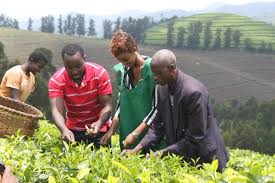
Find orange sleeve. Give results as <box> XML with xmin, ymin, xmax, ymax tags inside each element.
<box><xmin>4</xmin><ymin>69</ymin><xmax>22</xmax><ymax>90</ymax></box>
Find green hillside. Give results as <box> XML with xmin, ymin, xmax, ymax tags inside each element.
<box><xmin>0</xmin><ymin>27</ymin><xmax>111</xmax><ymax>68</ymax></box>
<box><xmin>144</xmin><ymin>13</ymin><xmax>275</xmax><ymax>48</ymax></box>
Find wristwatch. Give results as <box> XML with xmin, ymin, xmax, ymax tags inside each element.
<box><xmin>132</xmin><ymin>131</ymin><xmax>139</xmax><ymax>139</ymax></box>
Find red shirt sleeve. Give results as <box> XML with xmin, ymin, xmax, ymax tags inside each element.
<box><xmin>98</xmin><ymin>69</ymin><xmax>112</xmax><ymax>95</ymax></box>
<box><xmin>48</xmin><ymin>77</ymin><xmax>64</xmax><ymax>99</ymax></box>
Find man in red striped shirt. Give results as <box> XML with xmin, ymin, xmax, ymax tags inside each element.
<box><xmin>48</xmin><ymin>44</ymin><xmax>112</xmax><ymax>148</ymax></box>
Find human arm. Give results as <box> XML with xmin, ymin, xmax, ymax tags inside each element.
<box><xmin>9</xmin><ymin>88</ymin><xmax>20</xmax><ymax>101</ymax></box>
<box><xmin>124</xmin><ymin>86</ymin><xmax>158</xmax><ymax>147</ymax></box>
<box><xmin>48</xmin><ymin>75</ymin><xmax>74</xmax><ymax>142</ymax></box>
<box><xmin>122</xmin><ymin>111</ymin><xmax>164</xmax><ymax>155</ymax></box>
<box><xmin>100</xmin><ymin>94</ymin><xmax>120</xmax><ymax>145</ymax></box>
<box><xmin>100</xmin><ymin>116</ymin><xmax>119</xmax><ymax>145</ymax></box>
<box><xmin>86</xmin><ymin>94</ymin><xmax>112</xmax><ymax>135</ymax></box>
<box><xmin>50</xmin><ymin>97</ymin><xmax>75</xmax><ymax>142</ymax></box>
<box><xmin>4</xmin><ymin>69</ymin><xmax>21</xmax><ymax>101</ymax></box>
<box><xmin>123</xmin><ymin>122</ymin><xmax>148</xmax><ymax>148</ymax></box>
<box><xmin>86</xmin><ymin>68</ymin><xmax>113</xmax><ymax>135</ymax></box>
<box><xmin>159</xmin><ymin>91</ymin><xmax>208</xmax><ymax>157</ymax></box>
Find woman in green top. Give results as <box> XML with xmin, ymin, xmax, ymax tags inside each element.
<box><xmin>100</xmin><ymin>30</ymin><xmax>161</xmax><ymax>149</ymax></box>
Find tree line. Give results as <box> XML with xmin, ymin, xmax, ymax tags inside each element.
<box><xmin>38</xmin><ymin>14</ymin><xmax>96</xmax><ymax>37</ymax></box>
<box><xmin>28</xmin><ymin>14</ymin><xmax>157</xmax><ymax>43</ymax></box>
<box><xmin>166</xmin><ymin>19</ymin><xmax>274</xmax><ymax>54</ymax></box>
<box><xmin>39</xmin><ymin>15</ymin><xmax>156</xmax><ymax>43</ymax></box>
<box><xmin>213</xmin><ymin>97</ymin><xmax>275</xmax><ymax>154</ymax></box>
<box><xmin>0</xmin><ymin>13</ymin><xmax>156</xmax><ymax>43</ymax></box>
<box><xmin>0</xmin><ymin>14</ymin><xmax>19</xmax><ymax>29</ymax></box>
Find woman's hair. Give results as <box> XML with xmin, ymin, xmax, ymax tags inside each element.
<box><xmin>110</xmin><ymin>30</ymin><xmax>138</xmax><ymax>57</ymax></box>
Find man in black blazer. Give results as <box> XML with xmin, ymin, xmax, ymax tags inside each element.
<box><xmin>122</xmin><ymin>49</ymin><xmax>229</xmax><ymax>172</ymax></box>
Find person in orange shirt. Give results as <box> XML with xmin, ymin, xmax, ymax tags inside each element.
<box><xmin>0</xmin><ymin>50</ymin><xmax>48</xmax><ymax>102</ymax></box>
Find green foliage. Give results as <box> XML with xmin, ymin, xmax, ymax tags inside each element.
<box><xmin>213</xmin><ymin>28</ymin><xmax>222</xmax><ymax>49</ymax></box>
<box><xmin>119</xmin><ymin>16</ymin><xmax>155</xmax><ymax>43</ymax></box>
<box><xmin>0</xmin><ymin>41</ymin><xmax>9</xmax><ymax>78</ymax></box>
<box><xmin>64</xmin><ymin>14</ymin><xmax>73</xmax><ymax>35</ymax></box>
<box><xmin>28</xmin><ymin>17</ymin><xmax>33</xmax><ymax>31</ymax></box>
<box><xmin>145</xmin><ymin>13</ymin><xmax>275</xmax><ymax>54</ymax></box>
<box><xmin>41</xmin><ymin>15</ymin><xmax>55</xmax><ymax>33</ymax></box>
<box><xmin>223</xmin><ymin>27</ymin><xmax>232</xmax><ymax>48</ymax></box>
<box><xmin>0</xmin><ymin>121</ymin><xmax>274</xmax><ymax>182</ymax></box>
<box><xmin>57</xmin><ymin>15</ymin><xmax>63</xmax><ymax>34</ymax></box>
<box><xmin>214</xmin><ymin>97</ymin><xmax>275</xmax><ymax>154</ymax></box>
<box><xmin>244</xmin><ymin>38</ymin><xmax>255</xmax><ymax>51</ymax></box>
<box><xmin>166</xmin><ymin>20</ymin><xmax>175</xmax><ymax>47</ymax></box>
<box><xmin>88</xmin><ymin>18</ymin><xmax>96</xmax><ymax>37</ymax></box>
<box><xmin>103</xmin><ymin>19</ymin><xmax>113</xmax><ymax>39</ymax></box>
<box><xmin>75</xmin><ymin>14</ymin><xmax>86</xmax><ymax>37</ymax></box>
<box><xmin>176</xmin><ymin>26</ymin><xmax>186</xmax><ymax>48</ymax></box>
<box><xmin>187</xmin><ymin>21</ymin><xmax>203</xmax><ymax>49</ymax></box>
<box><xmin>0</xmin><ymin>14</ymin><xmax>20</xmax><ymax>29</ymax></box>
<box><xmin>203</xmin><ymin>21</ymin><xmax>212</xmax><ymax>50</ymax></box>
<box><xmin>232</xmin><ymin>29</ymin><xmax>241</xmax><ymax>48</ymax></box>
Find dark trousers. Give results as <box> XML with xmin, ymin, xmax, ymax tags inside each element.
<box><xmin>71</xmin><ymin>130</ymin><xmax>110</xmax><ymax>149</ymax></box>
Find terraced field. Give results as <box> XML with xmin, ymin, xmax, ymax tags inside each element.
<box><xmin>144</xmin><ymin>13</ymin><xmax>275</xmax><ymax>48</ymax></box>
<box><xmin>1</xmin><ymin>27</ymin><xmax>275</xmax><ymax>103</ymax></box>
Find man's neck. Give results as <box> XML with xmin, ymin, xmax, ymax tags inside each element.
<box><xmin>73</xmin><ymin>79</ymin><xmax>82</xmax><ymax>86</ymax></box>
<box><xmin>21</xmin><ymin>63</ymin><xmax>30</xmax><ymax>77</ymax></box>
<box><xmin>73</xmin><ymin>71</ymin><xmax>85</xmax><ymax>86</ymax></box>
<box><xmin>168</xmin><ymin>70</ymin><xmax>178</xmax><ymax>95</ymax></box>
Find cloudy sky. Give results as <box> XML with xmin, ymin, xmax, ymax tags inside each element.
<box><xmin>0</xmin><ymin>0</ymin><xmax>274</xmax><ymax>20</ymax></box>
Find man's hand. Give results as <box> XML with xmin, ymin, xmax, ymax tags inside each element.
<box><xmin>86</xmin><ymin>121</ymin><xmax>102</xmax><ymax>135</ymax></box>
<box><xmin>100</xmin><ymin>130</ymin><xmax>113</xmax><ymax>145</ymax></box>
<box><xmin>1</xmin><ymin>166</ymin><xmax>18</xmax><ymax>183</ymax></box>
<box><xmin>123</xmin><ymin>133</ymin><xmax>136</xmax><ymax>148</ymax></box>
<box><xmin>121</xmin><ymin>149</ymin><xmax>138</xmax><ymax>156</ymax></box>
<box><xmin>146</xmin><ymin>151</ymin><xmax>163</xmax><ymax>158</ymax></box>
<box><xmin>61</xmin><ymin>128</ymin><xmax>75</xmax><ymax>143</ymax></box>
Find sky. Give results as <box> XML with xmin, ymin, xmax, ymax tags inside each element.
<box><xmin>0</xmin><ymin>0</ymin><xmax>274</xmax><ymax>21</ymax></box>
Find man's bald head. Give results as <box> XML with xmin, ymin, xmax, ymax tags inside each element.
<box><xmin>151</xmin><ymin>49</ymin><xmax>176</xmax><ymax>68</ymax></box>
<box><xmin>151</xmin><ymin>49</ymin><xmax>177</xmax><ymax>85</ymax></box>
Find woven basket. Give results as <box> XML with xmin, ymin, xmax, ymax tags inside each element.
<box><xmin>0</xmin><ymin>96</ymin><xmax>43</xmax><ymax>137</ymax></box>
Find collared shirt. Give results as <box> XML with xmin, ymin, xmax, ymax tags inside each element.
<box><xmin>48</xmin><ymin>62</ymin><xmax>112</xmax><ymax>131</ymax></box>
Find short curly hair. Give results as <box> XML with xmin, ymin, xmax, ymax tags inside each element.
<box><xmin>110</xmin><ymin>30</ymin><xmax>138</xmax><ymax>57</ymax></box>
<box><xmin>62</xmin><ymin>44</ymin><xmax>85</xmax><ymax>59</ymax></box>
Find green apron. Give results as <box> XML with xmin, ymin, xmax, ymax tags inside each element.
<box><xmin>114</xmin><ymin>58</ymin><xmax>157</xmax><ymax>149</ymax></box>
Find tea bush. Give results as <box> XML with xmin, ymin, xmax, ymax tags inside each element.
<box><xmin>0</xmin><ymin>121</ymin><xmax>274</xmax><ymax>182</ymax></box>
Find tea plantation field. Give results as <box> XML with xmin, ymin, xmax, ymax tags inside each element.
<box><xmin>144</xmin><ymin>13</ymin><xmax>275</xmax><ymax>48</ymax></box>
<box><xmin>0</xmin><ymin>121</ymin><xmax>274</xmax><ymax>182</ymax></box>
